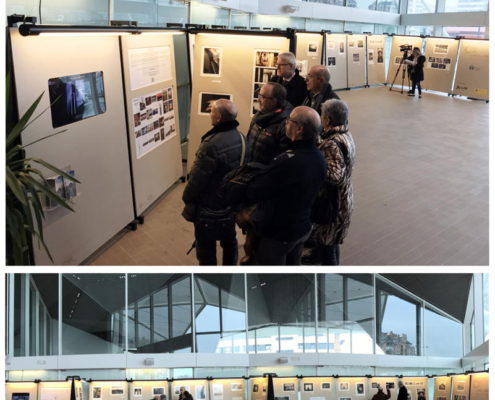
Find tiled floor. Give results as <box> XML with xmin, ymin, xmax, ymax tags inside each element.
<box><xmin>89</xmin><ymin>86</ymin><xmax>489</xmax><ymax>266</ymax></box>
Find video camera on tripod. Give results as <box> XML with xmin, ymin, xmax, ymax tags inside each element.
<box><xmin>389</xmin><ymin>44</ymin><xmax>413</xmax><ymax>93</ymax></box>
<box><xmin>400</xmin><ymin>44</ymin><xmax>413</xmax><ymax>58</ymax></box>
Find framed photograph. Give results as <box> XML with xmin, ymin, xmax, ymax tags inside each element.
<box><xmin>353</xmin><ymin>53</ymin><xmax>360</xmax><ymax>63</ymax></box>
<box><xmin>231</xmin><ymin>383</ymin><xmax>243</xmax><ymax>391</ymax></box>
<box><xmin>92</xmin><ymin>387</ymin><xmax>102</xmax><ymax>400</ymax></box>
<box><xmin>255</xmin><ymin>50</ymin><xmax>279</xmax><ymax>68</ymax></box>
<box><xmin>372</xmin><ymin>383</ymin><xmax>380</xmax><ymax>389</ymax></box>
<box><xmin>321</xmin><ymin>383</ymin><xmax>331</xmax><ymax>390</ymax></box>
<box><xmin>357</xmin><ymin>40</ymin><xmax>364</xmax><ymax>48</ymax></box>
<box><xmin>253</xmin><ymin>384</ymin><xmax>259</xmax><ymax>393</ymax></box>
<box><xmin>438</xmin><ymin>384</ymin><xmax>446</xmax><ymax>391</ymax></box>
<box><xmin>368</xmin><ymin>50</ymin><xmax>374</xmax><ymax>63</ymax></box>
<box><xmin>198</xmin><ymin>92</ymin><xmax>232</xmax><ymax>114</ymax></box>
<box><xmin>339</xmin><ymin>382</ymin><xmax>349</xmax><ymax>391</ymax></box>
<box><xmin>134</xmin><ymin>388</ymin><xmax>143</xmax><ymax>397</ymax></box>
<box><xmin>304</xmin><ymin>383</ymin><xmax>314</xmax><ymax>392</ymax></box>
<box><xmin>327</xmin><ymin>56</ymin><xmax>336</xmax><ymax>67</ymax></box>
<box><xmin>417</xmin><ymin>389</ymin><xmax>426</xmax><ymax>400</ymax></box>
<box><xmin>356</xmin><ymin>383</ymin><xmax>365</xmax><ymax>396</ymax></box>
<box><xmin>201</xmin><ymin>47</ymin><xmax>222</xmax><ymax>76</ymax></box>
<box><xmin>386</xmin><ymin>383</ymin><xmax>395</xmax><ymax>390</ymax></box>
<box><xmin>307</xmin><ymin>42</ymin><xmax>318</xmax><ymax>56</ymax></box>
<box><xmin>12</xmin><ymin>394</ymin><xmax>30</xmax><ymax>400</ymax></box>
<box><xmin>153</xmin><ymin>388</ymin><xmax>166</xmax><ymax>396</ymax></box>
<box><xmin>395</xmin><ymin>56</ymin><xmax>402</xmax><ymax>64</ymax></box>
<box><xmin>339</xmin><ymin>42</ymin><xmax>345</xmax><ymax>53</ymax></box>
<box><xmin>111</xmin><ymin>387</ymin><xmax>124</xmax><ymax>396</ymax></box>
<box><xmin>377</xmin><ymin>48</ymin><xmax>384</xmax><ymax>63</ymax></box>
<box><xmin>196</xmin><ymin>386</ymin><xmax>206</xmax><ymax>400</ymax></box>
<box><xmin>283</xmin><ymin>383</ymin><xmax>295</xmax><ymax>392</ymax></box>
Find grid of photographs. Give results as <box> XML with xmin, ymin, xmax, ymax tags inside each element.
<box><xmin>252</xmin><ymin>49</ymin><xmax>280</xmax><ymax>114</ymax></box>
<box><xmin>427</xmin><ymin>56</ymin><xmax>452</xmax><ymax>70</ymax></box>
<box><xmin>132</xmin><ymin>86</ymin><xmax>176</xmax><ymax>159</ymax></box>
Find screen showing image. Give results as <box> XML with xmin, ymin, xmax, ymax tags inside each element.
<box><xmin>48</xmin><ymin>71</ymin><xmax>106</xmax><ymax>128</ymax></box>
<box><xmin>12</xmin><ymin>394</ymin><xmax>30</xmax><ymax>400</ymax></box>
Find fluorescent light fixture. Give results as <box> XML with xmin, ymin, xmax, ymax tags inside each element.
<box><xmin>18</xmin><ymin>24</ymin><xmax>184</xmax><ymax>37</ymax></box>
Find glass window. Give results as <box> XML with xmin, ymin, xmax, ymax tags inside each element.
<box><xmin>190</xmin><ymin>3</ymin><xmax>230</xmax><ymax>27</ymax></box>
<box><xmin>305</xmin><ymin>0</ymin><xmax>344</xmax><ymax>5</ymax></box>
<box><xmin>250</xmin><ymin>15</ymin><xmax>306</xmax><ymax>30</ymax></box>
<box><xmin>374</xmin><ymin>25</ymin><xmax>398</xmax><ymax>34</ymax></box>
<box><xmin>441</xmin><ymin>26</ymin><xmax>487</xmax><ymax>39</ymax></box>
<box><xmin>376</xmin><ymin>280</ymin><xmax>419</xmax><ymax>355</ymax></box>
<box><xmin>247</xmin><ymin>274</ymin><xmax>315</xmax><ymax>354</ymax></box>
<box><xmin>62</xmin><ymin>274</ymin><xmax>125</xmax><ymax>355</ymax></box>
<box><xmin>444</xmin><ymin>0</ymin><xmax>488</xmax><ymax>12</ymax></box>
<box><xmin>375</xmin><ymin>0</ymin><xmax>400</xmax><ymax>12</ymax></box>
<box><xmin>158</xmin><ymin>1</ymin><xmax>188</xmax><ymax>26</ymax></box>
<box><xmin>405</xmin><ymin>26</ymin><xmax>435</xmax><ymax>36</ymax></box>
<box><xmin>305</xmin><ymin>19</ymin><xmax>344</xmax><ymax>32</ymax></box>
<box><xmin>230</xmin><ymin>11</ymin><xmax>250</xmax><ymax>29</ymax></box>
<box><xmin>423</xmin><ymin>308</ymin><xmax>462</xmax><ymax>357</ymax></box>
<box><xmin>12</xmin><ymin>274</ymin><xmax>59</xmax><ymax>357</ymax></box>
<box><xmin>346</xmin><ymin>0</ymin><xmax>377</xmax><ymax>10</ymax></box>
<box><xmin>407</xmin><ymin>0</ymin><xmax>436</xmax><ymax>13</ymax></box>
<box><xmin>482</xmin><ymin>273</ymin><xmax>488</xmax><ymax>341</ymax></box>
<box><xmin>344</xmin><ymin>22</ymin><xmax>375</xmax><ymax>33</ymax></box>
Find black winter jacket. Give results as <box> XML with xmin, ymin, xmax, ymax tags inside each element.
<box><xmin>246</xmin><ymin>139</ymin><xmax>326</xmax><ymax>242</ymax></box>
<box><xmin>407</xmin><ymin>54</ymin><xmax>426</xmax><ymax>81</ymax></box>
<box><xmin>270</xmin><ymin>69</ymin><xmax>308</xmax><ymax>107</ymax></box>
<box><xmin>247</xmin><ymin>101</ymin><xmax>293</xmax><ymax>164</ymax></box>
<box><xmin>303</xmin><ymin>83</ymin><xmax>340</xmax><ymax>115</ymax></box>
<box><xmin>183</xmin><ymin>120</ymin><xmax>244</xmax><ymax>212</ymax></box>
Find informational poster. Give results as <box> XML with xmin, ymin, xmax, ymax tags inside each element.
<box><xmin>433</xmin><ymin>44</ymin><xmax>449</xmax><ymax>54</ymax></box>
<box><xmin>470</xmin><ymin>372</ymin><xmax>489</xmax><ymax>400</ymax></box>
<box><xmin>295</xmin><ymin>32</ymin><xmax>323</xmax><ymax>77</ymax></box>
<box><xmin>402</xmin><ymin>377</ymin><xmax>428</xmax><ymax>400</ymax></box>
<box><xmin>367</xmin><ymin>35</ymin><xmax>386</xmax><ymax>85</ymax></box>
<box><xmin>426</xmin><ymin>56</ymin><xmax>451</xmax><ymax>71</ymax></box>
<box><xmin>252</xmin><ymin>49</ymin><xmax>280</xmax><ymax>114</ymax></box>
<box><xmin>433</xmin><ymin>376</ymin><xmax>452</xmax><ymax>400</ymax></box>
<box><xmin>132</xmin><ymin>86</ymin><xmax>176</xmax><ymax>159</ymax></box>
<box><xmin>130</xmin><ymin>381</ymin><xmax>168</xmax><ymax>400</ymax></box>
<box><xmin>128</xmin><ymin>46</ymin><xmax>172</xmax><ymax>90</ymax></box>
<box><xmin>451</xmin><ymin>375</ymin><xmax>471</xmax><ymax>400</ymax></box>
<box><xmin>452</xmin><ymin>39</ymin><xmax>489</xmax><ymax>100</ymax></box>
<box><xmin>422</xmin><ymin>37</ymin><xmax>459</xmax><ymax>93</ymax></box>
<box><xmin>274</xmin><ymin>378</ymin><xmax>298</xmax><ymax>400</ymax></box>
<box><xmin>325</xmin><ymin>33</ymin><xmax>348</xmax><ymax>89</ymax></box>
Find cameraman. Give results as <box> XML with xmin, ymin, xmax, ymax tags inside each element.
<box><xmin>404</xmin><ymin>47</ymin><xmax>426</xmax><ymax>98</ymax></box>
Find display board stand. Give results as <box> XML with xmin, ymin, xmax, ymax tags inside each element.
<box><xmin>347</xmin><ymin>34</ymin><xmax>367</xmax><ymax>88</ymax></box>
<box><xmin>324</xmin><ymin>33</ymin><xmax>348</xmax><ymax>90</ymax></box>
<box><xmin>294</xmin><ymin>31</ymin><xmax>324</xmax><ymax>77</ymax></box>
<box><xmin>186</xmin><ymin>29</ymin><xmax>293</xmax><ymax>171</ymax></box>
<box><xmin>422</xmin><ymin>37</ymin><xmax>459</xmax><ymax>94</ymax></box>
<box><xmin>367</xmin><ymin>34</ymin><xmax>387</xmax><ymax>85</ymax></box>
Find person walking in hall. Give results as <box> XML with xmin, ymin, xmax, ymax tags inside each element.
<box><xmin>303</xmin><ymin>65</ymin><xmax>340</xmax><ymax>114</ymax></box>
<box><xmin>270</xmin><ymin>51</ymin><xmax>308</xmax><ymax>107</ymax></box>
<box><xmin>243</xmin><ymin>106</ymin><xmax>326</xmax><ymax>265</ymax></box>
<box><xmin>303</xmin><ymin>99</ymin><xmax>355</xmax><ymax>265</ymax></box>
<box><xmin>182</xmin><ymin>99</ymin><xmax>245</xmax><ymax>265</ymax></box>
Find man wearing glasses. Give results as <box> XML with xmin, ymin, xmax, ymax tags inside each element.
<box><xmin>303</xmin><ymin>65</ymin><xmax>340</xmax><ymax>115</ymax></box>
<box><xmin>270</xmin><ymin>52</ymin><xmax>308</xmax><ymax>107</ymax></box>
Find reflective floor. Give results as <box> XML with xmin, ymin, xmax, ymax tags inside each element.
<box><xmin>89</xmin><ymin>86</ymin><xmax>489</xmax><ymax>266</ymax></box>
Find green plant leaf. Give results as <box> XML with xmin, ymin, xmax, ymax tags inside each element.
<box><xmin>32</xmin><ymin>158</ymin><xmax>81</xmax><ymax>183</ymax></box>
<box><xmin>22</xmin><ymin>129</ymin><xmax>68</xmax><ymax>149</ymax></box>
<box><xmin>19</xmin><ymin>174</ymin><xmax>75</xmax><ymax>212</ymax></box>
<box><xmin>6</xmin><ymin>92</ymin><xmax>45</xmax><ymax>148</ymax></box>
<box><xmin>6</xmin><ymin>167</ymin><xmax>28</xmax><ymax>206</ymax></box>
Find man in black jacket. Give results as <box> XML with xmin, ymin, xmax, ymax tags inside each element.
<box><xmin>247</xmin><ymin>82</ymin><xmax>293</xmax><ymax>164</ymax></box>
<box><xmin>246</xmin><ymin>106</ymin><xmax>326</xmax><ymax>265</ymax></box>
<box><xmin>182</xmin><ymin>99</ymin><xmax>245</xmax><ymax>265</ymax></box>
<box><xmin>397</xmin><ymin>382</ymin><xmax>408</xmax><ymax>400</ymax></box>
<box><xmin>303</xmin><ymin>65</ymin><xmax>340</xmax><ymax>114</ymax></box>
<box><xmin>270</xmin><ymin>52</ymin><xmax>308</xmax><ymax>107</ymax></box>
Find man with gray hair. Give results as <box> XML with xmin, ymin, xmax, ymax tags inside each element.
<box><xmin>303</xmin><ymin>64</ymin><xmax>340</xmax><ymax>114</ymax></box>
<box><xmin>182</xmin><ymin>99</ymin><xmax>245</xmax><ymax>265</ymax></box>
<box><xmin>244</xmin><ymin>106</ymin><xmax>326</xmax><ymax>265</ymax></box>
<box><xmin>270</xmin><ymin>51</ymin><xmax>308</xmax><ymax>107</ymax></box>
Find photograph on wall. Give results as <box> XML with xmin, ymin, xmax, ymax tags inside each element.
<box><xmin>12</xmin><ymin>394</ymin><xmax>30</xmax><ymax>400</ymax></box>
<box><xmin>128</xmin><ymin>46</ymin><xmax>172</xmax><ymax>90</ymax></box>
<box><xmin>377</xmin><ymin>48</ymin><xmax>384</xmax><ymax>63</ymax></box>
<box><xmin>231</xmin><ymin>383</ymin><xmax>243</xmax><ymax>391</ymax></box>
<box><xmin>339</xmin><ymin>42</ymin><xmax>345</xmax><ymax>53</ymax></box>
<box><xmin>433</xmin><ymin>44</ymin><xmax>449</xmax><ymax>54</ymax></box>
<box><xmin>386</xmin><ymin>383</ymin><xmax>395</xmax><ymax>389</ymax></box>
<box><xmin>328</xmin><ymin>41</ymin><xmax>335</xmax><ymax>50</ymax></box>
<box><xmin>296</xmin><ymin>59</ymin><xmax>308</xmax><ymax>76</ymax></box>
<box><xmin>304</xmin><ymin>383</ymin><xmax>314</xmax><ymax>392</ymax></box>
<box><xmin>111</xmin><ymin>387</ymin><xmax>125</xmax><ymax>396</ymax></box>
<box><xmin>339</xmin><ymin>383</ymin><xmax>349</xmax><ymax>391</ymax></box>
<box><xmin>213</xmin><ymin>383</ymin><xmax>224</xmax><ymax>400</ymax></box>
<box><xmin>45</xmin><ymin>175</ymin><xmax>65</xmax><ymax>210</ymax></box>
<box><xmin>196</xmin><ymin>385</ymin><xmax>206</xmax><ymax>400</ymax></box>
<box><xmin>427</xmin><ymin>56</ymin><xmax>451</xmax><ymax>71</ymax></box>
<box><xmin>327</xmin><ymin>56</ymin><xmax>336</xmax><ymax>67</ymax></box>
<box><xmin>153</xmin><ymin>388</ymin><xmax>166</xmax><ymax>396</ymax></box>
<box><xmin>92</xmin><ymin>388</ymin><xmax>102</xmax><ymax>400</ymax></box>
<box><xmin>283</xmin><ymin>383</ymin><xmax>295</xmax><ymax>392</ymax></box>
<box><xmin>356</xmin><ymin>383</ymin><xmax>365</xmax><ymax>396</ymax></box>
<box><xmin>134</xmin><ymin>388</ymin><xmax>143</xmax><ymax>397</ymax></box>
<box><xmin>349</xmin><ymin>41</ymin><xmax>355</xmax><ymax>47</ymax></box>
<box><xmin>252</xmin><ymin>49</ymin><xmax>280</xmax><ymax>115</ymax></box>
<box><xmin>372</xmin><ymin>383</ymin><xmax>380</xmax><ymax>389</ymax></box>
<box><xmin>253</xmin><ymin>384</ymin><xmax>259</xmax><ymax>393</ymax></box>
<box><xmin>368</xmin><ymin>50</ymin><xmax>374</xmax><ymax>63</ymax></box>
<box><xmin>199</xmin><ymin>93</ymin><xmax>232</xmax><ymax>114</ymax></box>
<box><xmin>308</xmin><ymin>41</ymin><xmax>319</xmax><ymax>56</ymax></box>
<box><xmin>353</xmin><ymin>53</ymin><xmax>360</xmax><ymax>63</ymax></box>
<box><xmin>48</xmin><ymin>71</ymin><xmax>106</xmax><ymax>129</ymax></box>
<box><xmin>263</xmin><ymin>385</ymin><xmax>267</xmax><ymax>393</ymax></box>
<box><xmin>438</xmin><ymin>384</ymin><xmax>446</xmax><ymax>391</ymax></box>
<box><xmin>456</xmin><ymin>383</ymin><xmax>465</xmax><ymax>391</ymax></box>
<box><xmin>357</xmin><ymin>40</ymin><xmax>364</xmax><ymax>48</ymax></box>
<box><xmin>201</xmin><ymin>47</ymin><xmax>222</xmax><ymax>76</ymax></box>
<box><xmin>417</xmin><ymin>389</ymin><xmax>426</xmax><ymax>400</ymax></box>
<box><xmin>63</xmin><ymin>169</ymin><xmax>77</xmax><ymax>200</ymax></box>
<box><xmin>321</xmin><ymin>383</ymin><xmax>331</xmax><ymax>390</ymax></box>
<box><xmin>132</xmin><ymin>86</ymin><xmax>176</xmax><ymax>159</ymax></box>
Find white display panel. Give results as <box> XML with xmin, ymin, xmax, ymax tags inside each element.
<box><xmin>301</xmin><ymin>377</ymin><xmax>335</xmax><ymax>400</ymax></box>
<box><xmin>347</xmin><ymin>35</ymin><xmax>367</xmax><ymax>88</ymax></box>
<box><xmin>210</xmin><ymin>379</ymin><xmax>246</xmax><ymax>400</ymax></box>
<box><xmin>187</xmin><ymin>32</ymin><xmax>290</xmax><ymax>171</ymax></box>
<box><xmin>130</xmin><ymin>381</ymin><xmax>168</xmax><ymax>400</ymax></box>
<box><xmin>120</xmin><ymin>34</ymin><xmax>184</xmax><ymax>215</ymax></box>
<box><xmin>172</xmin><ymin>380</ymin><xmax>210</xmax><ymax>400</ymax></box>
<box><xmin>6</xmin><ymin>382</ymin><xmax>39</xmax><ymax>400</ymax></box>
<box><xmin>368</xmin><ymin>377</ymin><xmax>399</xmax><ymax>400</ymax></box>
<box><xmin>10</xmin><ymin>29</ymin><xmax>135</xmax><ymax>265</ymax></box>
<box><xmin>251</xmin><ymin>377</ymin><xmax>268</xmax><ymax>400</ymax></box>
<box><xmin>452</xmin><ymin>39</ymin><xmax>489</xmax><ymax>100</ymax></box>
<box><xmin>335</xmin><ymin>377</ymin><xmax>368</xmax><ymax>400</ymax></box>
<box><xmin>451</xmin><ymin>375</ymin><xmax>470</xmax><ymax>400</ymax></box>
<box><xmin>433</xmin><ymin>376</ymin><xmax>452</xmax><ymax>400</ymax></box>
<box><xmin>89</xmin><ymin>381</ymin><xmax>128</xmax><ymax>400</ymax></box>
<box><xmin>367</xmin><ymin>35</ymin><xmax>386</xmax><ymax>85</ymax></box>
<box><xmin>422</xmin><ymin>38</ymin><xmax>459</xmax><ymax>93</ymax></box>
<box><xmin>274</xmin><ymin>377</ymin><xmax>298</xmax><ymax>400</ymax></box>
<box><xmin>386</xmin><ymin>36</ymin><xmax>423</xmax><ymax>86</ymax></box>
<box><xmin>295</xmin><ymin>32</ymin><xmax>324</xmax><ymax>77</ymax></box>
<box><xmin>39</xmin><ymin>382</ymin><xmax>72</xmax><ymax>400</ymax></box>
<box><xmin>470</xmin><ymin>373</ymin><xmax>489</xmax><ymax>400</ymax></box>
<box><xmin>325</xmin><ymin>33</ymin><xmax>348</xmax><ymax>90</ymax></box>
<box><xmin>402</xmin><ymin>377</ymin><xmax>428</xmax><ymax>400</ymax></box>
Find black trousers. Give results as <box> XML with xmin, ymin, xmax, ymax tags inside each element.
<box><xmin>254</xmin><ymin>231</ymin><xmax>310</xmax><ymax>265</ymax></box>
<box><xmin>194</xmin><ymin>217</ymin><xmax>238</xmax><ymax>265</ymax></box>
<box><xmin>411</xmin><ymin>79</ymin><xmax>422</xmax><ymax>95</ymax></box>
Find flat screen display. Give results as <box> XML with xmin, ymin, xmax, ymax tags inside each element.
<box><xmin>48</xmin><ymin>71</ymin><xmax>106</xmax><ymax>128</ymax></box>
<box><xmin>12</xmin><ymin>393</ymin><xmax>30</xmax><ymax>400</ymax></box>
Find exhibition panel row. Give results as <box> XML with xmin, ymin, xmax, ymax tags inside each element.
<box><xmin>5</xmin><ymin>372</ymin><xmax>489</xmax><ymax>400</ymax></box>
<box><xmin>9</xmin><ymin>26</ymin><xmax>489</xmax><ymax>265</ymax></box>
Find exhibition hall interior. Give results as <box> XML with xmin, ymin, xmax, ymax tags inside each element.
<box><xmin>5</xmin><ymin>0</ymin><xmax>489</xmax><ymax>266</ymax></box>
<box><xmin>4</xmin><ymin>273</ymin><xmax>490</xmax><ymax>400</ymax></box>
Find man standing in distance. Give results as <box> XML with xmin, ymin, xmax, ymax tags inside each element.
<box><xmin>270</xmin><ymin>52</ymin><xmax>308</xmax><ymax>107</ymax></box>
<box><xmin>397</xmin><ymin>382</ymin><xmax>408</xmax><ymax>400</ymax></box>
<box><xmin>303</xmin><ymin>65</ymin><xmax>340</xmax><ymax>114</ymax></box>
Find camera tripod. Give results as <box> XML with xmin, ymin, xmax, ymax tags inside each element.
<box><xmin>389</xmin><ymin>53</ymin><xmax>411</xmax><ymax>94</ymax></box>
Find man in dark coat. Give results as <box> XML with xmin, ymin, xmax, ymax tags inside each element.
<box><xmin>303</xmin><ymin>65</ymin><xmax>340</xmax><ymax>114</ymax></box>
<box><xmin>245</xmin><ymin>106</ymin><xmax>326</xmax><ymax>265</ymax></box>
<box><xmin>247</xmin><ymin>82</ymin><xmax>293</xmax><ymax>164</ymax></box>
<box><xmin>270</xmin><ymin>51</ymin><xmax>308</xmax><ymax>107</ymax></box>
<box><xmin>405</xmin><ymin>47</ymin><xmax>426</xmax><ymax>98</ymax></box>
<box><xmin>397</xmin><ymin>381</ymin><xmax>408</xmax><ymax>400</ymax></box>
<box><xmin>182</xmin><ymin>99</ymin><xmax>245</xmax><ymax>265</ymax></box>
<box><xmin>372</xmin><ymin>386</ymin><xmax>391</xmax><ymax>400</ymax></box>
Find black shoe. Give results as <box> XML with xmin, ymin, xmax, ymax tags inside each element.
<box><xmin>418</xmin><ymin>95</ymin><xmax>422</xmax><ymax>98</ymax></box>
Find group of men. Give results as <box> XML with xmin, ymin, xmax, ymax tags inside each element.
<box><xmin>182</xmin><ymin>52</ymin><xmax>340</xmax><ymax>265</ymax></box>
<box><xmin>372</xmin><ymin>381</ymin><xmax>410</xmax><ymax>400</ymax></box>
